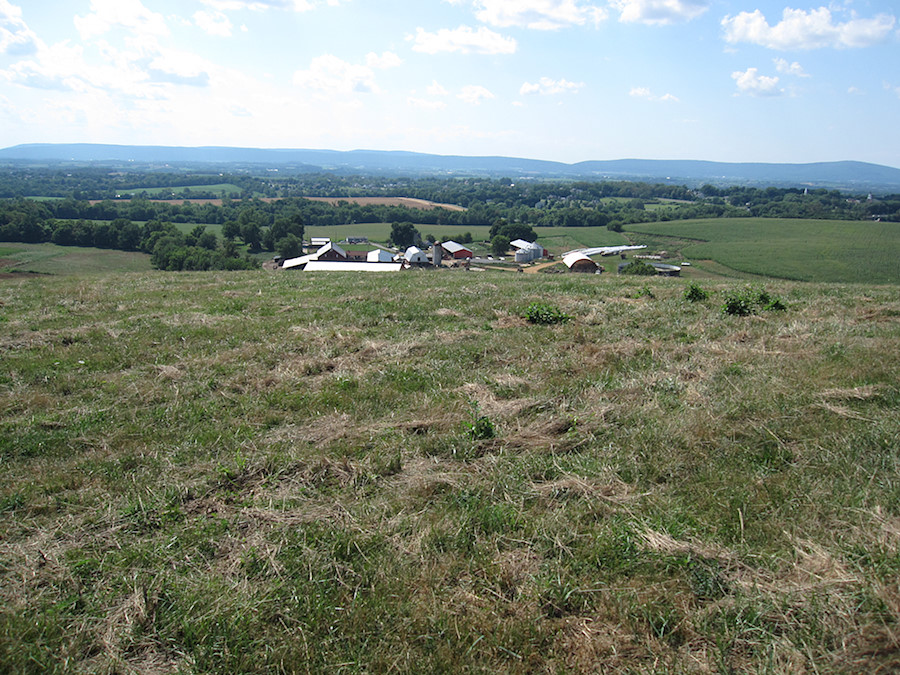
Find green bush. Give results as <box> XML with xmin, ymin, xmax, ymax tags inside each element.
<box><xmin>524</xmin><ymin>302</ymin><xmax>571</xmax><ymax>325</ymax></box>
<box><xmin>683</xmin><ymin>282</ymin><xmax>709</xmax><ymax>303</ymax></box>
<box><xmin>722</xmin><ymin>286</ymin><xmax>787</xmax><ymax>316</ymax></box>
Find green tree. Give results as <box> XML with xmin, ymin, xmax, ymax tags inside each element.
<box><xmin>389</xmin><ymin>221</ymin><xmax>420</xmax><ymax>248</ymax></box>
<box><xmin>277</xmin><ymin>233</ymin><xmax>303</xmax><ymax>258</ymax></box>
<box><xmin>491</xmin><ymin>235</ymin><xmax>510</xmax><ymax>257</ymax></box>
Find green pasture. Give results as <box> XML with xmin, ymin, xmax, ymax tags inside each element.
<box><xmin>627</xmin><ymin>218</ymin><xmax>900</xmax><ymax>284</ymax></box>
<box><xmin>0</xmin><ymin>242</ymin><xmax>152</xmax><ymax>275</ymax></box>
<box><xmin>122</xmin><ymin>183</ymin><xmax>244</xmax><ymax>197</ymax></box>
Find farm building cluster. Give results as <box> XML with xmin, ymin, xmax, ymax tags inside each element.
<box><xmin>277</xmin><ymin>239</ymin><xmax>681</xmax><ymax>276</ymax></box>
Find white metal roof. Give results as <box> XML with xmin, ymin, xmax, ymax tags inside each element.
<box><xmin>442</xmin><ymin>240</ymin><xmax>472</xmax><ymax>254</ymax></box>
<box><xmin>562</xmin><ymin>252</ymin><xmax>597</xmax><ymax>268</ymax></box>
<box><xmin>404</xmin><ymin>246</ymin><xmax>427</xmax><ymax>262</ymax></box>
<box><xmin>282</xmin><ymin>254</ymin><xmax>315</xmax><ymax>269</ymax></box>
<box><xmin>510</xmin><ymin>239</ymin><xmax>541</xmax><ymax>250</ymax></box>
<box><xmin>316</xmin><ymin>242</ymin><xmax>347</xmax><ymax>257</ymax></box>
<box><xmin>304</xmin><ymin>261</ymin><xmax>403</xmax><ymax>272</ymax></box>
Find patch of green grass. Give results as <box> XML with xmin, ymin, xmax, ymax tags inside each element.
<box><xmin>0</xmin><ymin>270</ymin><xmax>898</xmax><ymax>673</ymax></box>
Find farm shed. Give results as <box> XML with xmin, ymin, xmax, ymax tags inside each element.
<box><xmin>367</xmin><ymin>249</ymin><xmax>395</xmax><ymax>263</ymax></box>
<box><xmin>403</xmin><ymin>246</ymin><xmax>428</xmax><ymax>265</ymax></box>
<box><xmin>310</xmin><ymin>237</ymin><xmax>331</xmax><ymax>248</ymax></box>
<box><xmin>563</xmin><ymin>252</ymin><xmax>600</xmax><ymax>273</ymax></box>
<box><xmin>305</xmin><ymin>261</ymin><xmax>402</xmax><ymax>272</ymax></box>
<box><xmin>441</xmin><ymin>240</ymin><xmax>473</xmax><ymax>259</ymax></box>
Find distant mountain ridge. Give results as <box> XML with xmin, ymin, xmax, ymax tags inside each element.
<box><xmin>2</xmin><ymin>143</ymin><xmax>900</xmax><ymax>190</ymax></box>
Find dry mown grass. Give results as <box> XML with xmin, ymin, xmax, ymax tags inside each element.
<box><xmin>0</xmin><ymin>271</ymin><xmax>898</xmax><ymax>673</ymax></box>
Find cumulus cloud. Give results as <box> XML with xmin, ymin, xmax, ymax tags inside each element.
<box><xmin>0</xmin><ymin>0</ymin><xmax>39</xmax><ymax>56</ymax></box>
<box><xmin>732</xmin><ymin>67</ymin><xmax>782</xmax><ymax>96</ymax></box>
<box><xmin>451</xmin><ymin>0</ymin><xmax>607</xmax><ymax>30</ymax></box>
<box><xmin>293</xmin><ymin>53</ymin><xmax>397</xmax><ymax>95</ymax></box>
<box><xmin>427</xmin><ymin>80</ymin><xmax>449</xmax><ymax>96</ymax></box>
<box><xmin>74</xmin><ymin>0</ymin><xmax>170</xmax><ymax>40</ymax></box>
<box><xmin>193</xmin><ymin>10</ymin><xmax>233</xmax><ymax>36</ymax></box>
<box><xmin>722</xmin><ymin>7</ymin><xmax>896</xmax><ymax>50</ymax></box>
<box><xmin>774</xmin><ymin>58</ymin><xmax>808</xmax><ymax>77</ymax></box>
<box><xmin>519</xmin><ymin>76</ymin><xmax>584</xmax><ymax>95</ymax></box>
<box><xmin>629</xmin><ymin>86</ymin><xmax>679</xmax><ymax>101</ymax></box>
<box><xmin>198</xmin><ymin>0</ymin><xmax>341</xmax><ymax>11</ymax></box>
<box><xmin>411</xmin><ymin>25</ymin><xmax>516</xmax><ymax>54</ymax></box>
<box><xmin>612</xmin><ymin>0</ymin><xmax>709</xmax><ymax>25</ymax></box>
<box><xmin>457</xmin><ymin>84</ymin><xmax>495</xmax><ymax>104</ymax></box>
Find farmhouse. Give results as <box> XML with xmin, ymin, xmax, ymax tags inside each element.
<box><xmin>441</xmin><ymin>240</ymin><xmax>473</xmax><ymax>259</ymax></box>
<box><xmin>281</xmin><ymin>241</ymin><xmax>347</xmax><ymax>269</ymax></box>
<box><xmin>563</xmin><ymin>252</ymin><xmax>600</xmax><ymax>273</ymax></box>
<box><xmin>314</xmin><ymin>242</ymin><xmax>348</xmax><ymax>261</ymax></box>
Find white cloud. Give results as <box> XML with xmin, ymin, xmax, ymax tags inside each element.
<box><xmin>732</xmin><ymin>67</ymin><xmax>782</xmax><ymax>96</ymax></box>
<box><xmin>74</xmin><ymin>0</ymin><xmax>170</xmax><ymax>40</ymax></box>
<box><xmin>722</xmin><ymin>7</ymin><xmax>896</xmax><ymax>50</ymax></box>
<box><xmin>193</xmin><ymin>10</ymin><xmax>233</xmax><ymax>36</ymax></box>
<box><xmin>410</xmin><ymin>25</ymin><xmax>517</xmax><ymax>54</ymax></box>
<box><xmin>293</xmin><ymin>54</ymin><xmax>384</xmax><ymax>95</ymax></box>
<box><xmin>885</xmin><ymin>83</ymin><xmax>900</xmax><ymax>98</ymax></box>
<box><xmin>365</xmin><ymin>51</ymin><xmax>402</xmax><ymax>69</ymax></box>
<box><xmin>612</xmin><ymin>0</ymin><xmax>709</xmax><ymax>25</ymax></box>
<box><xmin>427</xmin><ymin>80</ymin><xmax>449</xmax><ymax>96</ymax></box>
<box><xmin>773</xmin><ymin>58</ymin><xmax>808</xmax><ymax>77</ymax></box>
<box><xmin>520</xmin><ymin>76</ymin><xmax>584</xmax><ymax>95</ymax></box>
<box><xmin>457</xmin><ymin>84</ymin><xmax>495</xmax><ymax>104</ymax></box>
<box><xmin>0</xmin><ymin>0</ymin><xmax>39</xmax><ymax>56</ymax></box>
<box><xmin>454</xmin><ymin>0</ymin><xmax>607</xmax><ymax>30</ymax></box>
<box><xmin>629</xmin><ymin>86</ymin><xmax>679</xmax><ymax>101</ymax></box>
<box><xmin>407</xmin><ymin>97</ymin><xmax>447</xmax><ymax>110</ymax></box>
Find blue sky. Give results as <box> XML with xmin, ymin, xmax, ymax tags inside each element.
<box><xmin>1</xmin><ymin>0</ymin><xmax>898</xmax><ymax>166</ymax></box>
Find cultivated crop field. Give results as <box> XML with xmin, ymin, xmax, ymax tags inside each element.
<box><xmin>626</xmin><ymin>218</ymin><xmax>900</xmax><ymax>284</ymax></box>
<box><xmin>1</xmin><ymin>269</ymin><xmax>898</xmax><ymax>673</ymax></box>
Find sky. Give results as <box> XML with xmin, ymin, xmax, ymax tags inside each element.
<box><xmin>1</xmin><ymin>0</ymin><xmax>898</xmax><ymax>167</ymax></box>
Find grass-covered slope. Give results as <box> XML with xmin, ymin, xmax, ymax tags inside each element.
<box><xmin>1</xmin><ymin>271</ymin><xmax>899</xmax><ymax>673</ymax></box>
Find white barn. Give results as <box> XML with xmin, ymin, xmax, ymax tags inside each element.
<box><xmin>403</xmin><ymin>246</ymin><xmax>428</xmax><ymax>264</ymax></box>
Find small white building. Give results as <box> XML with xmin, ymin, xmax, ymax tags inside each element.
<box><xmin>367</xmin><ymin>249</ymin><xmax>395</xmax><ymax>263</ymax></box>
<box><xmin>403</xmin><ymin>246</ymin><xmax>428</xmax><ymax>264</ymax></box>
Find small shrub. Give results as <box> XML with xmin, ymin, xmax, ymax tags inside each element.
<box><xmin>465</xmin><ymin>401</ymin><xmax>497</xmax><ymax>440</ymax></box>
<box><xmin>635</xmin><ymin>285</ymin><xmax>655</xmax><ymax>299</ymax></box>
<box><xmin>721</xmin><ymin>290</ymin><xmax>755</xmax><ymax>316</ymax></box>
<box><xmin>683</xmin><ymin>282</ymin><xmax>709</xmax><ymax>303</ymax></box>
<box><xmin>524</xmin><ymin>302</ymin><xmax>571</xmax><ymax>325</ymax></box>
<box><xmin>722</xmin><ymin>286</ymin><xmax>787</xmax><ymax>316</ymax></box>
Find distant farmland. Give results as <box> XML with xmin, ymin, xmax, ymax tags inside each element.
<box><xmin>303</xmin><ymin>196</ymin><xmax>466</xmax><ymax>211</ymax></box>
<box><xmin>626</xmin><ymin>218</ymin><xmax>900</xmax><ymax>284</ymax></box>
<box><xmin>89</xmin><ymin>196</ymin><xmax>467</xmax><ymax>211</ymax></box>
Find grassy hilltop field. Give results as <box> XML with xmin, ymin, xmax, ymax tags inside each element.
<box><xmin>1</xmin><ymin>267</ymin><xmax>899</xmax><ymax>673</ymax></box>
